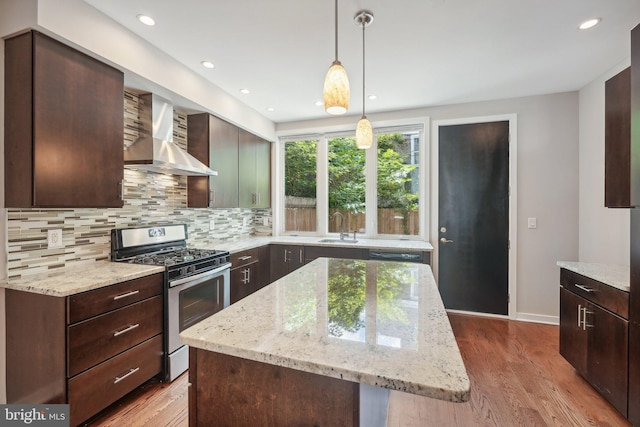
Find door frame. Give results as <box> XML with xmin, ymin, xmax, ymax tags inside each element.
<box><xmin>431</xmin><ymin>114</ymin><xmax>518</xmax><ymax>319</ymax></box>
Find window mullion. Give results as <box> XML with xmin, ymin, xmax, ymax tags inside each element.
<box><xmin>317</xmin><ymin>136</ymin><xmax>329</xmax><ymax>235</ymax></box>
<box><xmin>365</xmin><ymin>135</ymin><xmax>377</xmax><ymax>238</ymax></box>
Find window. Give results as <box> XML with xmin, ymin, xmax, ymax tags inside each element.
<box><xmin>284</xmin><ymin>139</ymin><xmax>317</xmax><ymax>232</ymax></box>
<box><xmin>376</xmin><ymin>131</ymin><xmax>419</xmax><ymax>236</ymax></box>
<box><xmin>280</xmin><ymin>123</ymin><xmax>424</xmax><ymax>239</ymax></box>
<box><xmin>329</xmin><ymin>136</ymin><xmax>366</xmax><ymax>234</ymax></box>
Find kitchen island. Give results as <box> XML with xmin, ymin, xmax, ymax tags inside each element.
<box><xmin>180</xmin><ymin>258</ymin><xmax>470</xmax><ymax>426</ymax></box>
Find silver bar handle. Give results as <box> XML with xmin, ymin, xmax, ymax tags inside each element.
<box><xmin>113</xmin><ymin>323</ymin><xmax>140</xmax><ymax>337</ymax></box>
<box><xmin>577</xmin><ymin>304</ymin><xmax>582</xmax><ymax>328</ymax></box>
<box><xmin>114</xmin><ymin>367</ymin><xmax>140</xmax><ymax>384</ymax></box>
<box><xmin>239</xmin><ymin>255</ymin><xmax>252</xmax><ymax>261</ymax></box>
<box><xmin>247</xmin><ymin>268</ymin><xmax>251</xmax><ymax>284</ymax></box>
<box><xmin>575</xmin><ymin>284</ymin><xmax>594</xmax><ymax>293</ymax></box>
<box><xmin>284</xmin><ymin>249</ymin><xmax>288</xmax><ymax>263</ymax></box>
<box><xmin>113</xmin><ymin>290</ymin><xmax>140</xmax><ymax>301</ymax></box>
<box><xmin>299</xmin><ymin>249</ymin><xmax>303</xmax><ymax>263</ymax></box>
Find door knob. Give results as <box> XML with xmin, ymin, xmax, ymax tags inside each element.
<box><xmin>440</xmin><ymin>237</ymin><xmax>453</xmax><ymax>243</ymax></box>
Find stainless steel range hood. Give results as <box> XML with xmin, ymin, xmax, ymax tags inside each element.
<box><xmin>124</xmin><ymin>93</ymin><xmax>217</xmax><ymax>176</ymax></box>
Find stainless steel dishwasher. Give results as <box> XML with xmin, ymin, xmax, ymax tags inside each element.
<box><xmin>368</xmin><ymin>250</ymin><xmax>424</xmax><ymax>263</ymax></box>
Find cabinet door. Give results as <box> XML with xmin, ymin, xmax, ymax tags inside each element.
<box><xmin>604</xmin><ymin>67</ymin><xmax>631</xmax><ymax>208</ymax></box>
<box><xmin>238</xmin><ymin>129</ymin><xmax>258</xmax><ymax>208</ymax></box>
<box><xmin>586</xmin><ymin>303</ymin><xmax>629</xmax><ymax>416</ymax></box>
<box><xmin>270</xmin><ymin>245</ymin><xmax>304</xmax><ymax>282</ymax></box>
<box><xmin>209</xmin><ymin>115</ymin><xmax>239</xmax><ymax>208</ymax></box>
<box><xmin>187</xmin><ymin>114</ymin><xmax>239</xmax><ymax>208</ymax></box>
<box><xmin>6</xmin><ymin>31</ymin><xmax>124</xmax><ymax>208</ymax></box>
<box><xmin>255</xmin><ymin>139</ymin><xmax>271</xmax><ymax>208</ymax></box>
<box><xmin>559</xmin><ymin>288</ymin><xmax>587</xmax><ymax>376</ymax></box>
<box><xmin>239</xmin><ymin>130</ymin><xmax>271</xmax><ymax>208</ymax></box>
<box><xmin>231</xmin><ymin>265</ymin><xmax>250</xmax><ymax>304</ymax></box>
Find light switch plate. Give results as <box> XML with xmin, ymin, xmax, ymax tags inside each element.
<box><xmin>263</xmin><ymin>217</ymin><xmax>269</xmax><ymax>226</ymax></box>
<box><xmin>209</xmin><ymin>220</ymin><xmax>215</xmax><ymax>231</ymax></box>
<box><xmin>527</xmin><ymin>217</ymin><xmax>537</xmax><ymax>229</ymax></box>
<box><xmin>47</xmin><ymin>229</ymin><xmax>63</xmax><ymax>249</ymax></box>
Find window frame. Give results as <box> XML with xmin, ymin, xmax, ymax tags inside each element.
<box><xmin>275</xmin><ymin>118</ymin><xmax>429</xmax><ymax>242</ymax></box>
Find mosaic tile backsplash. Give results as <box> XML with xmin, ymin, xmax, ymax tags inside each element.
<box><xmin>6</xmin><ymin>91</ymin><xmax>272</xmax><ymax>278</ymax></box>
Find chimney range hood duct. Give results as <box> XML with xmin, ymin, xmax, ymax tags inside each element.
<box><xmin>124</xmin><ymin>93</ymin><xmax>217</xmax><ymax>176</ymax></box>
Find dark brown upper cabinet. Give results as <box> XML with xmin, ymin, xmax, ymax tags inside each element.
<box><xmin>605</xmin><ymin>67</ymin><xmax>631</xmax><ymax>208</ymax></box>
<box><xmin>4</xmin><ymin>31</ymin><xmax>124</xmax><ymax>208</ymax></box>
<box><xmin>187</xmin><ymin>113</ymin><xmax>239</xmax><ymax>208</ymax></box>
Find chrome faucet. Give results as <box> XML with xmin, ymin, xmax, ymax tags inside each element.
<box><xmin>331</xmin><ymin>211</ymin><xmax>348</xmax><ymax>240</ymax></box>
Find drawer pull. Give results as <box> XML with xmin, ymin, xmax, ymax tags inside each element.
<box><xmin>113</xmin><ymin>290</ymin><xmax>140</xmax><ymax>300</ymax></box>
<box><xmin>574</xmin><ymin>284</ymin><xmax>594</xmax><ymax>293</ymax></box>
<box><xmin>114</xmin><ymin>367</ymin><xmax>140</xmax><ymax>384</ymax></box>
<box><xmin>113</xmin><ymin>323</ymin><xmax>140</xmax><ymax>337</ymax></box>
<box><xmin>238</xmin><ymin>255</ymin><xmax>252</xmax><ymax>261</ymax></box>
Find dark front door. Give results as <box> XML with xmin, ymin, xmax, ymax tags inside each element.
<box><xmin>438</xmin><ymin>121</ymin><xmax>510</xmax><ymax>315</ymax></box>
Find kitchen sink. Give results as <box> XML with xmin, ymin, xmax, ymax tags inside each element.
<box><xmin>318</xmin><ymin>238</ymin><xmax>359</xmax><ymax>244</ymax></box>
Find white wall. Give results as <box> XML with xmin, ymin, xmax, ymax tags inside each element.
<box><xmin>277</xmin><ymin>92</ymin><xmax>580</xmax><ymax>323</ymax></box>
<box><xmin>578</xmin><ymin>60</ymin><xmax>631</xmax><ymax>265</ymax></box>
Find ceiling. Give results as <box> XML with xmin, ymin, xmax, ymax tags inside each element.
<box><xmin>83</xmin><ymin>0</ymin><xmax>640</xmax><ymax>124</ymax></box>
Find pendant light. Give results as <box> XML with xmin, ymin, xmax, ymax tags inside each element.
<box><xmin>354</xmin><ymin>10</ymin><xmax>373</xmax><ymax>149</ymax></box>
<box><xmin>323</xmin><ymin>0</ymin><xmax>350</xmax><ymax>115</ymax></box>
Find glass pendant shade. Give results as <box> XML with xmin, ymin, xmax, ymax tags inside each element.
<box><xmin>356</xmin><ymin>117</ymin><xmax>372</xmax><ymax>149</ymax></box>
<box><xmin>323</xmin><ymin>60</ymin><xmax>350</xmax><ymax>115</ymax></box>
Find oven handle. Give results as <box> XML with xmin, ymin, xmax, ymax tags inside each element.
<box><xmin>169</xmin><ymin>263</ymin><xmax>231</xmax><ymax>288</ymax></box>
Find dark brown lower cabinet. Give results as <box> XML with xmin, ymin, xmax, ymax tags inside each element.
<box><xmin>6</xmin><ymin>273</ymin><xmax>164</xmax><ymax>427</ymax></box>
<box><xmin>230</xmin><ymin>245</ymin><xmax>270</xmax><ymax>304</ymax></box>
<box><xmin>189</xmin><ymin>348</ymin><xmax>359</xmax><ymax>427</ymax></box>
<box><xmin>559</xmin><ymin>281</ymin><xmax>629</xmax><ymax>417</ymax></box>
<box><xmin>270</xmin><ymin>244</ymin><xmax>305</xmax><ymax>282</ymax></box>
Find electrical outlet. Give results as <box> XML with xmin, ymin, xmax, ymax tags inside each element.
<box><xmin>527</xmin><ymin>217</ymin><xmax>537</xmax><ymax>229</ymax></box>
<box><xmin>209</xmin><ymin>220</ymin><xmax>215</xmax><ymax>231</ymax></box>
<box><xmin>243</xmin><ymin>217</ymin><xmax>249</xmax><ymax>227</ymax></box>
<box><xmin>47</xmin><ymin>229</ymin><xmax>63</xmax><ymax>249</ymax></box>
<box><xmin>263</xmin><ymin>217</ymin><xmax>269</xmax><ymax>226</ymax></box>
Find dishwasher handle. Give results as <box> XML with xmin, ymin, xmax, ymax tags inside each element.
<box><xmin>369</xmin><ymin>251</ymin><xmax>423</xmax><ymax>263</ymax></box>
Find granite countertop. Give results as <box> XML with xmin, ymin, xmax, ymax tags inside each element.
<box><xmin>213</xmin><ymin>235</ymin><xmax>434</xmax><ymax>254</ymax></box>
<box><xmin>180</xmin><ymin>257</ymin><xmax>470</xmax><ymax>403</ymax></box>
<box><xmin>0</xmin><ymin>261</ymin><xmax>165</xmax><ymax>297</ymax></box>
<box><xmin>557</xmin><ymin>261</ymin><xmax>630</xmax><ymax>292</ymax></box>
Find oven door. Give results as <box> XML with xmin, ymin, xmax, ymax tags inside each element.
<box><xmin>167</xmin><ymin>265</ymin><xmax>230</xmax><ymax>357</ymax></box>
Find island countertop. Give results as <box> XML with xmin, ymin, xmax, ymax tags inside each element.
<box><xmin>180</xmin><ymin>257</ymin><xmax>470</xmax><ymax>403</ymax></box>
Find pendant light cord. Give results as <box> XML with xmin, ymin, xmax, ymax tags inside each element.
<box><xmin>361</xmin><ymin>19</ymin><xmax>366</xmax><ymax>118</ymax></box>
<box><xmin>334</xmin><ymin>0</ymin><xmax>339</xmax><ymax>62</ymax></box>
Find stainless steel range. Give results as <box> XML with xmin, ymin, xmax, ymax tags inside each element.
<box><xmin>111</xmin><ymin>224</ymin><xmax>231</xmax><ymax>381</ymax></box>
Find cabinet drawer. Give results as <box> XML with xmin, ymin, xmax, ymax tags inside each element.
<box><xmin>68</xmin><ymin>335</ymin><xmax>162</xmax><ymax>427</ymax></box>
<box><xmin>304</xmin><ymin>246</ymin><xmax>368</xmax><ymax>263</ymax></box>
<box><xmin>560</xmin><ymin>269</ymin><xmax>629</xmax><ymax>319</ymax></box>
<box><xmin>230</xmin><ymin>247</ymin><xmax>265</xmax><ymax>269</ymax></box>
<box><xmin>68</xmin><ymin>296</ymin><xmax>162</xmax><ymax>376</ymax></box>
<box><xmin>68</xmin><ymin>273</ymin><xmax>163</xmax><ymax>323</ymax></box>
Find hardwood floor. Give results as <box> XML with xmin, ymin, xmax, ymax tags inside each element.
<box><xmin>85</xmin><ymin>314</ymin><xmax>630</xmax><ymax>427</ymax></box>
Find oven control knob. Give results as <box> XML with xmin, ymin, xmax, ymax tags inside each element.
<box><xmin>188</xmin><ymin>265</ymin><xmax>196</xmax><ymax>273</ymax></box>
<box><xmin>180</xmin><ymin>267</ymin><xmax>188</xmax><ymax>276</ymax></box>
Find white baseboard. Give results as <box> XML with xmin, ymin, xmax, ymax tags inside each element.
<box><xmin>515</xmin><ymin>312</ymin><xmax>559</xmax><ymax>325</ymax></box>
<box><xmin>446</xmin><ymin>309</ymin><xmax>559</xmax><ymax>326</ymax></box>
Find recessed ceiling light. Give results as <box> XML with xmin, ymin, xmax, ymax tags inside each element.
<box><xmin>578</xmin><ymin>18</ymin><xmax>601</xmax><ymax>30</ymax></box>
<box><xmin>266</xmin><ymin>107</ymin><xmax>275</xmax><ymax>112</ymax></box>
<box><xmin>240</xmin><ymin>89</ymin><xmax>250</xmax><ymax>94</ymax></box>
<box><xmin>368</xmin><ymin>95</ymin><xmax>377</xmax><ymax>100</ymax></box>
<box><xmin>315</xmin><ymin>100</ymin><xmax>324</xmax><ymax>106</ymax></box>
<box><xmin>137</xmin><ymin>14</ymin><xmax>156</xmax><ymax>26</ymax></box>
<box><xmin>201</xmin><ymin>61</ymin><xmax>215</xmax><ymax>69</ymax></box>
